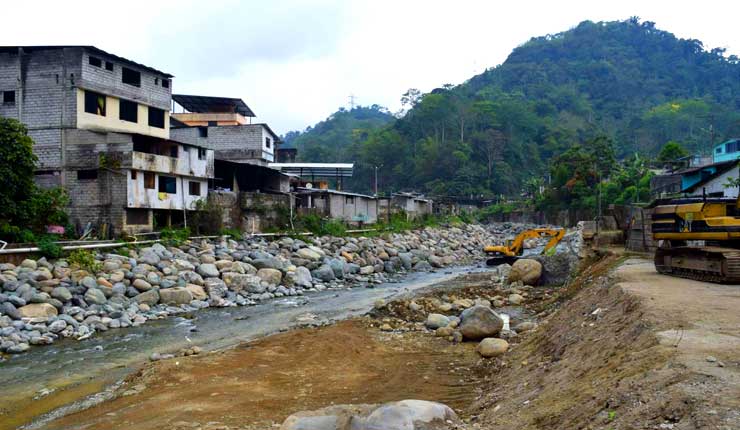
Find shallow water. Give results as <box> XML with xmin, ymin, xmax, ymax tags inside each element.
<box><xmin>0</xmin><ymin>264</ymin><xmax>490</xmax><ymax>429</ymax></box>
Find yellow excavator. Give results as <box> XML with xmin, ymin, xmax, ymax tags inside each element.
<box><xmin>651</xmin><ymin>197</ymin><xmax>740</xmax><ymax>283</ymax></box>
<box><xmin>484</xmin><ymin>228</ymin><xmax>565</xmax><ymax>266</ymax></box>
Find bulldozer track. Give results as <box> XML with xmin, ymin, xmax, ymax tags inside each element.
<box><xmin>654</xmin><ymin>247</ymin><xmax>740</xmax><ymax>284</ymax></box>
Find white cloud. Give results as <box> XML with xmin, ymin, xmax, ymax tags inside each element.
<box><xmin>1</xmin><ymin>0</ymin><xmax>737</xmax><ymax>133</ymax></box>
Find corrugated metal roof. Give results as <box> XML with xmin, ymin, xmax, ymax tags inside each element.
<box><xmin>172</xmin><ymin>94</ymin><xmax>255</xmax><ymax>117</ymax></box>
<box><xmin>269</xmin><ymin>163</ymin><xmax>354</xmax><ymax>178</ymax></box>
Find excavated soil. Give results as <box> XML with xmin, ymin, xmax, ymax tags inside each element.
<box><xmin>41</xmin><ymin>319</ymin><xmax>492</xmax><ymax>430</ymax></box>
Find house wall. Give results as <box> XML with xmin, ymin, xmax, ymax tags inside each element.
<box><xmin>327</xmin><ymin>194</ymin><xmax>378</xmax><ymax>224</ymax></box>
<box><xmin>76</xmin><ymin>89</ymin><xmax>169</xmax><ymax>139</ymax></box>
<box><xmin>171</xmin><ymin>124</ymin><xmax>276</xmax><ymax>164</ymax></box>
<box><xmin>126</xmin><ymin>170</ymin><xmax>208</xmax><ymax>210</ymax></box>
<box><xmin>129</xmin><ymin>144</ymin><xmax>214</xmax><ymax>178</ymax></box>
<box><xmin>687</xmin><ymin>169</ymin><xmax>739</xmax><ymax>198</ymax></box>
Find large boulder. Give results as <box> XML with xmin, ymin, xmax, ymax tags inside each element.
<box><xmin>458</xmin><ymin>305</ymin><xmax>504</xmax><ymax>340</ymax></box>
<box><xmin>229</xmin><ymin>274</ymin><xmax>264</xmax><ymax>294</ymax></box>
<box><xmin>507</xmin><ymin>258</ymin><xmax>542</xmax><ymax>285</ymax></box>
<box><xmin>84</xmin><ymin>288</ymin><xmax>107</xmax><ymax>305</ymax></box>
<box><xmin>197</xmin><ymin>263</ymin><xmax>220</xmax><ymax>278</ymax></box>
<box><xmin>159</xmin><ymin>287</ymin><xmax>193</xmax><ymax>305</ymax></box>
<box><xmin>293</xmin><ymin>266</ymin><xmax>313</xmax><ymax>288</ymax></box>
<box><xmin>280</xmin><ymin>399</ymin><xmax>459</xmax><ymax>430</ymax></box>
<box><xmin>477</xmin><ymin>338</ymin><xmax>509</xmax><ymax>358</ymax></box>
<box><xmin>296</xmin><ymin>248</ymin><xmax>322</xmax><ymax>261</ymax></box>
<box><xmin>312</xmin><ymin>265</ymin><xmax>335</xmax><ymax>282</ymax></box>
<box><xmin>18</xmin><ymin>303</ymin><xmax>58</xmax><ymax>319</ymax></box>
<box><xmin>257</xmin><ymin>268</ymin><xmax>283</xmax><ymax>285</ymax></box>
<box><xmin>134</xmin><ymin>289</ymin><xmax>160</xmax><ymax>306</ymax></box>
<box><xmin>185</xmin><ymin>284</ymin><xmax>207</xmax><ymax>301</ymax></box>
<box><xmin>532</xmin><ymin>252</ymin><xmax>579</xmax><ymax>286</ymax></box>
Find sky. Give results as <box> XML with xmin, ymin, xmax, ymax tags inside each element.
<box><xmin>2</xmin><ymin>0</ymin><xmax>738</xmax><ymax>134</ymax></box>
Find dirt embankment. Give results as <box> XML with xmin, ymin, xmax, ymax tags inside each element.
<box><xmin>470</xmin><ymin>256</ymin><xmax>740</xmax><ymax>429</ymax></box>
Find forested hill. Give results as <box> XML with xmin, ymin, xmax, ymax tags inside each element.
<box><xmin>282</xmin><ymin>105</ymin><xmax>394</xmax><ymax>162</ymax></box>
<box><xmin>287</xmin><ymin>18</ymin><xmax>740</xmax><ymax>198</ymax></box>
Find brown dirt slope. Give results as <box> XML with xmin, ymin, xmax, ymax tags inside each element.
<box><xmin>472</xmin><ymin>256</ymin><xmax>740</xmax><ymax>430</ymax></box>
<box><xmin>41</xmin><ymin>320</ymin><xmax>489</xmax><ymax>430</ymax></box>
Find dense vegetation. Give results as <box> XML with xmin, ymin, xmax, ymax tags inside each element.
<box><xmin>0</xmin><ymin>117</ymin><xmax>69</xmax><ymax>243</ymax></box>
<box><xmin>286</xmin><ymin>18</ymin><xmax>740</xmax><ymax>213</ymax></box>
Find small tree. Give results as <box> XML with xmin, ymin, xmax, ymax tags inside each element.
<box><xmin>0</xmin><ymin>117</ymin><xmax>37</xmax><ymax>224</ymax></box>
<box><xmin>657</xmin><ymin>141</ymin><xmax>689</xmax><ymax>164</ymax></box>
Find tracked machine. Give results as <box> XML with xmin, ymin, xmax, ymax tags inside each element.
<box><xmin>651</xmin><ymin>197</ymin><xmax>740</xmax><ymax>283</ymax></box>
<box><xmin>483</xmin><ymin>228</ymin><xmax>565</xmax><ymax>266</ymax></box>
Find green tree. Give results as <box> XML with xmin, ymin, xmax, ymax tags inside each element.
<box><xmin>657</xmin><ymin>141</ymin><xmax>689</xmax><ymax>163</ymax></box>
<box><xmin>0</xmin><ymin>117</ymin><xmax>37</xmax><ymax>224</ymax></box>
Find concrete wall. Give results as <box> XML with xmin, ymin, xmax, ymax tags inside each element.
<box><xmin>76</xmin><ymin>89</ymin><xmax>169</xmax><ymax>138</ymax></box>
<box><xmin>687</xmin><ymin>169</ymin><xmax>739</xmax><ymax>198</ymax></box>
<box><xmin>171</xmin><ymin>124</ymin><xmax>276</xmax><ymax>164</ymax></box>
<box><xmin>129</xmin><ymin>144</ymin><xmax>214</xmax><ymax>178</ymax></box>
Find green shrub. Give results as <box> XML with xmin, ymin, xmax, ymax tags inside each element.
<box><xmin>219</xmin><ymin>228</ymin><xmax>243</xmax><ymax>240</ymax></box>
<box><xmin>37</xmin><ymin>235</ymin><xmax>63</xmax><ymax>258</ymax></box>
<box><xmin>295</xmin><ymin>214</ymin><xmax>347</xmax><ymax>236</ymax></box>
<box><xmin>159</xmin><ymin>227</ymin><xmax>191</xmax><ymax>246</ymax></box>
<box><xmin>67</xmin><ymin>249</ymin><xmax>102</xmax><ymax>273</ymax></box>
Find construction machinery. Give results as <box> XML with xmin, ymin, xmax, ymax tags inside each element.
<box><xmin>651</xmin><ymin>197</ymin><xmax>740</xmax><ymax>283</ymax></box>
<box><xmin>484</xmin><ymin>228</ymin><xmax>565</xmax><ymax>266</ymax></box>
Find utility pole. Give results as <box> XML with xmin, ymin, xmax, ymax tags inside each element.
<box><xmin>348</xmin><ymin>94</ymin><xmax>356</xmax><ymax>110</ymax></box>
<box><xmin>374</xmin><ymin>165</ymin><xmax>380</xmax><ymax>197</ymax></box>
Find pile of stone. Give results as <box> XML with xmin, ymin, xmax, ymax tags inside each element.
<box><xmin>0</xmin><ymin>224</ymin><xmax>491</xmax><ymax>355</ymax></box>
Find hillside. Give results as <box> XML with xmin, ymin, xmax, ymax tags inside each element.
<box><xmin>293</xmin><ymin>18</ymin><xmax>740</xmax><ymax>197</ymax></box>
<box><xmin>282</xmin><ymin>105</ymin><xmax>395</xmax><ymax>163</ymax></box>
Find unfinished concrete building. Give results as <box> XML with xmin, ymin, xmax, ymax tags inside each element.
<box><xmin>0</xmin><ymin>46</ymin><xmax>214</xmax><ymax>235</ymax></box>
<box><xmin>170</xmin><ymin>94</ymin><xmax>280</xmax><ymax>165</ymax></box>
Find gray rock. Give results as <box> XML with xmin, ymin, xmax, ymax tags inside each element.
<box><xmin>48</xmin><ymin>319</ymin><xmax>68</xmax><ymax>333</ymax></box>
<box><xmin>159</xmin><ymin>287</ymin><xmax>193</xmax><ymax>305</ymax></box>
<box><xmin>197</xmin><ymin>263</ymin><xmax>220</xmax><ymax>278</ymax></box>
<box><xmin>327</xmin><ymin>258</ymin><xmax>346</xmax><ymax>279</ymax></box>
<box><xmin>477</xmin><ymin>338</ymin><xmax>509</xmax><ymax>358</ymax></box>
<box><xmin>139</xmin><ymin>251</ymin><xmax>161</xmax><ymax>265</ymax></box>
<box><xmin>134</xmin><ymin>289</ymin><xmax>160</xmax><ymax>306</ymax></box>
<box><xmin>312</xmin><ymin>265</ymin><xmax>335</xmax><ymax>282</ymax></box>
<box><xmin>251</xmin><ymin>257</ymin><xmax>284</xmax><ymax>271</ymax></box>
<box><xmin>507</xmin><ymin>258</ymin><xmax>543</xmax><ymax>285</ymax></box>
<box><xmin>256</xmin><ymin>268</ymin><xmax>282</xmax><ymax>285</ymax></box>
<box><xmin>458</xmin><ymin>305</ymin><xmax>504</xmax><ymax>340</ymax></box>
<box><xmin>425</xmin><ymin>313</ymin><xmax>451</xmax><ymax>329</ymax></box>
<box><xmin>293</xmin><ymin>266</ymin><xmax>313</xmax><ymax>288</ymax></box>
<box><xmin>80</xmin><ymin>276</ymin><xmax>97</xmax><ymax>289</ymax></box>
<box><xmin>51</xmin><ymin>287</ymin><xmax>72</xmax><ymax>302</ymax></box>
<box><xmin>7</xmin><ymin>342</ymin><xmax>30</xmax><ymax>354</ymax></box>
<box><xmin>132</xmin><ymin>279</ymin><xmax>153</xmax><ymax>292</ymax></box>
<box><xmin>0</xmin><ymin>302</ymin><xmax>21</xmax><ymax>320</ymax></box>
<box><xmin>84</xmin><ymin>288</ymin><xmax>107</xmax><ymax>305</ymax></box>
<box><xmin>413</xmin><ymin>261</ymin><xmax>433</xmax><ymax>272</ymax></box>
<box><xmin>20</xmin><ymin>259</ymin><xmax>37</xmax><ymax>270</ymax></box>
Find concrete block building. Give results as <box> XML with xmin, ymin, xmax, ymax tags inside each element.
<box><xmin>0</xmin><ymin>46</ymin><xmax>214</xmax><ymax>235</ymax></box>
<box><xmin>170</xmin><ymin>94</ymin><xmax>280</xmax><ymax>165</ymax></box>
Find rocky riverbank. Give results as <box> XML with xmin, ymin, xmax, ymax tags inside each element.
<box><xmin>0</xmin><ymin>224</ymin><xmax>529</xmax><ymax>357</ymax></box>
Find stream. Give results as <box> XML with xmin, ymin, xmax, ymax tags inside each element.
<box><xmin>0</xmin><ymin>264</ymin><xmax>491</xmax><ymax>429</ymax></box>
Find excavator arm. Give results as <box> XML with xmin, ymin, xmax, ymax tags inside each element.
<box><xmin>484</xmin><ymin>228</ymin><xmax>565</xmax><ymax>266</ymax></box>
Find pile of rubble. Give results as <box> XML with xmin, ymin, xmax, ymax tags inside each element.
<box><xmin>0</xmin><ymin>224</ymin><xmax>493</xmax><ymax>355</ymax></box>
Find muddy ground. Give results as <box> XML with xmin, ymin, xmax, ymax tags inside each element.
<box><xmin>28</xmin><ymin>254</ymin><xmax>740</xmax><ymax>429</ymax></box>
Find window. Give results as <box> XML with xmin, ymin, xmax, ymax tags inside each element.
<box><xmin>198</xmin><ymin>127</ymin><xmax>208</xmax><ymax>138</ymax></box>
<box><xmin>84</xmin><ymin>90</ymin><xmax>106</xmax><ymax>116</ymax></box>
<box><xmin>717</xmin><ymin>147</ymin><xmax>723</xmax><ymax>154</ymax></box>
<box><xmin>144</xmin><ymin>172</ymin><xmax>155</xmax><ymax>189</ymax></box>
<box><xmin>130</xmin><ymin>170</ymin><xmax>137</xmax><ymax>180</ymax></box>
<box><xmin>154</xmin><ymin>77</ymin><xmax>159</xmax><ymax>85</ymax></box>
<box><xmin>126</xmin><ymin>209</ymin><xmax>149</xmax><ymax>225</ymax></box>
<box><xmin>158</xmin><ymin>175</ymin><xmax>177</xmax><ymax>194</ymax></box>
<box><xmin>121</xmin><ymin>67</ymin><xmax>141</xmax><ymax>87</ymax></box>
<box><xmin>119</xmin><ymin>99</ymin><xmax>138</xmax><ymax>123</ymax></box>
<box><xmin>198</xmin><ymin>148</ymin><xmax>207</xmax><ymax>160</ymax></box>
<box><xmin>345</xmin><ymin>196</ymin><xmax>355</xmax><ymax>204</ymax></box>
<box><xmin>169</xmin><ymin>145</ymin><xmax>178</xmax><ymax>158</ymax></box>
<box><xmin>265</xmin><ymin>137</ymin><xmax>272</xmax><ymax>148</ymax></box>
<box><xmin>3</xmin><ymin>90</ymin><xmax>15</xmax><ymax>105</ymax></box>
<box><xmin>207</xmin><ymin>121</ymin><xmax>217</xmax><ymax>126</ymax></box>
<box><xmin>105</xmin><ymin>61</ymin><xmax>114</xmax><ymax>71</ymax></box>
<box><xmin>162</xmin><ymin>79</ymin><xmax>170</xmax><ymax>88</ymax></box>
<box><xmin>148</xmin><ymin>106</ymin><xmax>165</xmax><ymax>128</ymax></box>
<box><xmin>88</xmin><ymin>56</ymin><xmax>102</xmax><ymax>67</ymax></box>
<box><xmin>77</xmin><ymin>169</ymin><xmax>98</xmax><ymax>180</ymax></box>
<box><xmin>188</xmin><ymin>181</ymin><xmax>201</xmax><ymax>196</ymax></box>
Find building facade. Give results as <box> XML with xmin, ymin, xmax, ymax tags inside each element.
<box><xmin>0</xmin><ymin>46</ymin><xmax>214</xmax><ymax>235</ymax></box>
